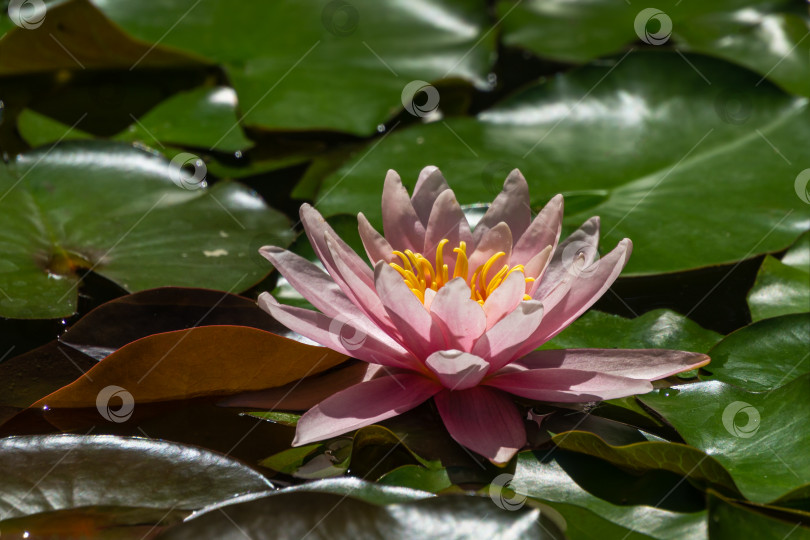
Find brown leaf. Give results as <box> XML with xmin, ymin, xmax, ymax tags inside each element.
<box><xmin>33</xmin><ymin>326</ymin><xmax>347</xmax><ymax>409</ymax></box>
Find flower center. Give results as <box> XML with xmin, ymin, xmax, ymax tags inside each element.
<box><xmin>389</xmin><ymin>239</ymin><xmax>533</xmax><ymax>305</ymax></box>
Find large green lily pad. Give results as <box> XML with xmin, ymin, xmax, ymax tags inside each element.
<box><xmin>313</xmin><ymin>52</ymin><xmax>809</xmax><ymax>275</ymax></box>
<box><xmin>0</xmin><ymin>434</ymin><xmax>273</xmax><ymax>519</ymax></box>
<box><xmin>88</xmin><ymin>0</ymin><xmax>494</xmax><ymax>136</ymax></box>
<box><xmin>747</xmin><ymin>231</ymin><xmax>810</xmax><ymax>321</ymax></box>
<box><xmin>641</xmin><ymin>374</ymin><xmax>810</xmax><ymax>503</ymax></box>
<box><xmin>511</xmin><ymin>450</ymin><xmax>707</xmax><ymax>539</ymax></box>
<box><xmin>0</xmin><ymin>141</ymin><xmax>293</xmax><ymax>319</ymax></box>
<box><xmin>495</xmin><ymin>0</ymin><xmax>810</xmax><ymax>96</ymax></box>
<box><xmin>700</xmin><ymin>313</ymin><xmax>810</xmax><ymax>391</ymax></box>
<box><xmin>18</xmin><ymin>87</ymin><xmax>253</xmax><ymax>153</ymax></box>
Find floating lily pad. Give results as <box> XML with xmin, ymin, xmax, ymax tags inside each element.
<box><xmin>748</xmin><ymin>231</ymin><xmax>810</xmax><ymax>321</ymax></box>
<box><xmin>90</xmin><ymin>0</ymin><xmax>495</xmax><ymax>135</ymax></box>
<box><xmin>511</xmin><ymin>450</ymin><xmax>708</xmax><ymax>539</ymax></box>
<box><xmin>0</xmin><ymin>434</ymin><xmax>273</xmax><ymax>519</ymax></box>
<box><xmin>158</xmin><ymin>480</ymin><xmax>563</xmax><ymax>540</ymax></box>
<box><xmin>543</xmin><ymin>309</ymin><xmax>722</xmax><ymax>353</ymax></box>
<box><xmin>700</xmin><ymin>313</ymin><xmax>810</xmax><ymax>391</ymax></box>
<box><xmin>0</xmin><ymin>142</ymin><xmax>293</xmax><ymax>319</ymax></box>
<box><xmin>708</xmin><ymin>491</ymin><xmax>810</xmax><ymax>539</ymax></box>
<box><xmin>18</xmin><ymin>87</ymin><xmax>253</xmax><ymax>153</ymax></box>
<box><xmin>495</xmin><ymin>0</ymin><xmax>810</xmax><ymax>96</ymax></box>
<box><xmin>641</xmin><ymin>374</ymin><xmax>810</xmax><ymax>503</ymax></box>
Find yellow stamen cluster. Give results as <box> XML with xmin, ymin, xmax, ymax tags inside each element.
<box><xmin>390</xmin><ymin>239</ymin><xmax>534</xmax><ymax>305</ymax></box>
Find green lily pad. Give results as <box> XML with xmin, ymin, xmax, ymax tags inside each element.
<box><xmin>0</xmin><ymin>141</ymin><xmax>293</xmax><ymax>319</ymax></box>
<box><xmin>19</xmin><ymin>86</ymin><xmax>252</xmax><ymax>153</ymax></box>
<box><xmin>700</xmin><ymin>313</ymin><xmax>810</xmax><ymax>391</ymax></box>
<box><xmin>708</xmin><ymin>491</ymin><xmax>810</xmax><ymax>539</ymax></box>
<box><xmin>495</xmin><ymin>0</ymin><xmax>810</xmax><ymax>97</ymax></box>
<box><xmin>313</xmin><ymin>52</ymin><xmax>809</xmax><ymax>275</ymax></box>
<box><xmin>550</xmin><ymin>431</ymin><xmax>740</xmax><ymax>497</ymax></box>
<box><xmin>0</xmin><ymin>434</ymin><xmax>273</xmax><ymax>519</ymax></box>
<box><xmin>511</xmin><ymin>450</ymin><xmax>707</xmax><ymax>539</ymax></box>
<box><xmin>158</xmin><ymin>484</ymin><xmax>564</xmax><ymax>540</ymax></box>
<box><xmin>748</xmin><ymin>231</ymin><xmax>810</xmax><ymax>321</ymax></box>
<box><xmin>90</xmin><ymin>0</ymin><xmax>495</xmax><ymax>136</ymax></box>
<box><xmin>640</xmin><ymin>374</ymin><xmax>810</xmax><ymax>503</ymax></box>
<box><xmin>543</xmin><ymin>309</ymin><xmax>722</xmax><ymax>353</ymax></box>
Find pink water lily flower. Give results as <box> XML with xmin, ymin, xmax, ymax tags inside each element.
<box><xmin>258</xmin><ymin>167</ymin><xmax>709</xmax><ymax>464</ymax></box>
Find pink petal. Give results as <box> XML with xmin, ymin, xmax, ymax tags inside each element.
<box><xmin>535</xmin><ymin>216</ymin><xmax>600</xmax><ymax>299</ymax></box>
<box><xmin>513</xmin><ymin>349</ymin><xmax>711</xmax><ymax>380</ymax></box>
<box><xmin>293</xmin><ymin>373</ymin><xmax>442</xmax><ymax>446</ymax></box>
<box><xmin>260</xmin><ymin>246</ymin><xmax>363</xmax><ymax>320</ymax></box>
<box><xmin>425</xmin><ymin>350</ymin><xmax>489</xmax><ymax>390</ymax></box>
<box><xmin>520</xmin><ymin>238</ymin><xmax>633</xmax><ymax>354</ymax></box>
<box><xmin>358</xmin><ymin>212</ymin><xmax>395</xmax><ymax>265</ymax></box>
<box><xmin>410</xmin><ymin>166</ymin><xmax>449</xmax><ymax>226</ymax></box>
<box><xmin>219</xmin><ymin>363</ymin><xmax>382</xmax><ymax>411</ymax></box>
<box><xmin>374</xmin><ymin>262</ymin><xmax>443</xmax><ymax>359</ymax></box>
<box><xmin>423</xmin><ymin>190</ymin><xmax>473</xmax><ymax>270</ymax></box>
<box><xmin>481</xmin><ymin>270</ymin><xmax>526</xmax><ymax>330</ymax></box>
<box><xmin>484</xmin><ymin>368</ymin><xmax>654</xmax><ymax>402</ymax></box>
<box><xmin>429</xmin><ymin>278</ymin><xmax>487</xmax><ymax>352</ymax></box>
<box><xmin>512</xmin><ymin>194</ymin><xmax>563</xmax><ymax>266</ymax></box>
<box><xmin>523</xmin><ymin>245</ymin><xmax>553</xmax><ymax>296</ymax></box>
<box><xmin>467</xmin><ymin>222</ymin><xmax>513</xmax><ymax>279</ymax></box>
<box><xmin>324</xmin><ymin>233</ymin><xmax>398</xmax><ymax>337</ymax></box>
<box><xmin>258</xmin><ymin>293</ymin><xmax>416</xmax><ymax>370</ymax></box>
<box><xmin>382</xmin><ymin>170</ymin><xmax>425</xmax><ymax>252</ymax></box>
<box><xmin>472</xmin><ymin>300</ymin><xmax>544</xmax><ymax>372</ymax></box>
<box><xmin>300</xmin><ymin>204</ymin><xmax>377</xmax><ymax>311</ymax></box>
<box><xmin>473</xmin><ymin>169</ymin><xmax>531</xmax><ymax>247</ymax></box>
<box><xmin>434</xmin><ymin>386</ymin><xmax>526</xmax><ymax>464</ymax></box>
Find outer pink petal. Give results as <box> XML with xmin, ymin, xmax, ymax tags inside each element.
<box><xmin>258</xmin><ymin>293</ymin><xmax>416</xmax><ymax>370</ymax></box>
<box><xmin>434</xmin><ymin>386</ymin><xmax>526</xmax><ymax>464</ymax></box>
<box><xmin>423</xmin><ymin>189</ymin><xmax>473</xmax><ymax>269</ymax></box>
<box><xmin>520</xmin><ymin>238</ymin><xmax>632</xmax><ymax>354</ymax></box>
<box><xmin>467</xmin><ymin>222</ymin><xmax>513</xmax><ymax>278</ymax></box>
<box><xmin>425</xmin><ymin>350</ymin><xmax>489</xmax><ymax>390</ymax></box>
<box><xmin>513</xmin><ymin>349</ymin><xmax>711</xmax><ymax>380</ymax></box>
<box><xmin>325</xmin><ymin>234</ymin><xmax>398</xmax><ymax>337</ymax></box>
<box><xmin>535</xmin><ymin>216</ymin><xmax>600</xmax><ymax>299</ymax></box>
<box><xmin>473</xmin><ymin>169</ymin><xmax>531</xmax><ymax>247</ymax></box>
<box><xmin>382</xmin><ymin>170</ymin><xmax>425</xmax><ymax>252</ymax></box>
<box><xmin>429</xmin><ymin>278</ymin><xmax>487</xmax><ymax>352</ymax></box>
<box><xmin>484</xmin><ymin>368</ymin><xmax>654</xmax><ymax>402</ymax></box>
<box><xmin>511</xmin><ymin>194</ymin><xmax>563</xmax><ymax>266</ymax></box>
<box><xmin>472</xmin><ymin>300</ymin><xmax>544</xmax><ymax>372</ymax></box>
<box><xmin>293</xmin><ymin>373</ymin><xmax>442</xmax><ymax>446</ymax></box>
<box><xmin>410</xmin><ymin>166</ymin><xmax>449</xmax><ymax>226</ymax></box>
<box><xmin>358</xmin><ymin>212</ymin><xmax>395</xmax><ymax>265</ymax></box>
<box><xmin>300</xmin><ymin>204</ymin><xmax>376</xmax><ymax>312</ymax></box>
<box><xmin>481</xmin><ymin>270</ymin><xmax>526</xmax><ymax>330</ymax></box>
<box><xmin>374</xmin><ymin>262</ymin><xmax>443</xmax><ymax>359</ymax></box>
<box><xmin>260</xmin><ymin>246</ymin><xmax>363</xmax><ymax>320</ymax></box>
